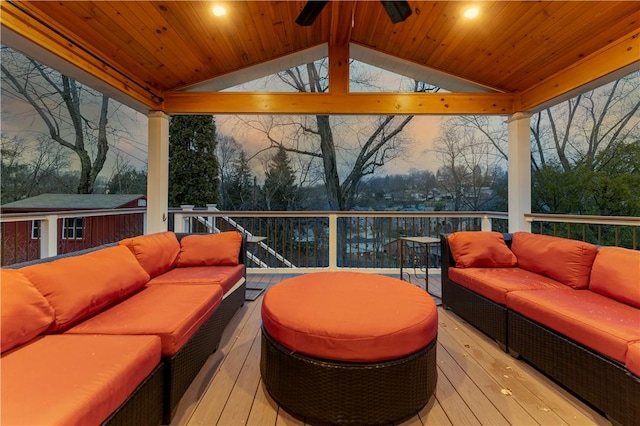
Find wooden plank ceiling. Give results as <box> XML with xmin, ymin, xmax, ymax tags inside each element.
<box><xmin>1</xmin><ymin>1</ymin><xmax>638</xmax><ymax>115</ymax></box>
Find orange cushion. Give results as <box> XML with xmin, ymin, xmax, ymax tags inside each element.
<box><xmin>66</xmin><ymin>285</ymin><xmax>222</xmax><ymax>356</ymax></box>
<box><xmin>506</xmin><ymin>289</ymin><xmax>640</xmax><ymax>364</ymax></box>
<box><xmin>119</xmin><ymin>231</ymin><xmax>180</xmax><ymax>277</ymax></box>
<box><xmin>627</xmin><ymin>341</ymin><xmax>640</xmax><ymax>377</ymax></box>
<box><xmin>176</xmin><ymin>232</ymin><xmax>242</xmax><ymax>267</ymax></box>
<box><xmin>449</xmin><ymin>267</ymin><xmax>570</xmax><ymax>305</ymax></box>
<box><xmin>447</xmin><ymin>232</ymin><xmax>517</xmax><ymax>268</ymax></box>
<box><xmin>1</xmin><ymin>334</ymin><xmax>160</xmax><ymax>426</ymax></box>
<box><xmin>20</xmin><ymin>246</ymin><xmax>150</xmax><ymax>332</ymax></box>
<box><xmin>511</xmin><ymin>232</ymin><xmax>597</xmax><ymax>289</ymax></box>
<box><xmin>1</xmin><ymin>269</ymin><xmax>55</xmax><ymax>352</ymax></box>
<box><xmin>261</xmin><ymin>272</ymin><xmax>437</xmax><ymax>362</ymax></box>
<box><xmin>590</xmin><ymin>247</ymin><xmax>640</xmax><ymax>308</ymax></box>
<box><xmin>148</xmin><ymin>265</ymin><xmax>245</xmax><ymax>294</ymax></box>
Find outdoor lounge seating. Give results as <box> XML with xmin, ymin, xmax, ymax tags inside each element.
<box><xmin>1</xmin><ymin>231</ymin><xmax>246</xmax><ymax>426</ymax></box>
<box><xmin>260</xmin><ymin>272</ymin><xmax>438</xmax><ymax>424</ymax></box>
<box><xmin>440</xmin><ymin>231</ymin><xmax>640</xmax><ymax>425</ymax></box>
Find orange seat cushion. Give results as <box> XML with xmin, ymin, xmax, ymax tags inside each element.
<box><xmin>261</xmin><ymin>272</ymin><xmax>437</xmax><ymax>362</ymax></box>
<box><xmin>177</xmin><ymin>231</ymin><xmax>242</xmax><ymax>267</ymax></box>
<box><xmin>590</xmin><ymin>247</ymin><xmax>640</xmax><ymax>308</ymax></box>
<box><xmin>66</xmin><ymin>285</ymin><xmax>222</xmax><ymax>356</ymax></box>
<box><xmin>1</xmin><ymin>269</ymin><xmax>54</xmax><ymax>352</ymax></box>
<box><xmin>20</xmin><ymin>246</ymin><xmax>150</xmax><ymax>332</ymax></box>
<box><xmin>627</xmin><ymin>341</ymin><xmax>640</xmax><ymax>377</ymax></box>
<box><xmin>506</xmin><ymin>289</ymin><xmax>640</xmax><ymax>364</ymax></box>
<box><xmin>119</xmin><ymin>231</ymin><xmax>180</xmax><ymax>277</ymax></box>
<box><xmin>449</xmin><ymin>267</ymin><xmax>570</xmax><ymax>305</ymax></box>
<box><xmin>148</xmin><ymin>265</ymin><xmax>245</xmax><ymax>294</ymax></box>
<box><xmin>511</xmin><ymin>232</ymin><xmax>597</xmax><ymax>289</ymax></box>
<box><xmin>448</xmin><ymin>231</ymin><xmax>517</xmax><ymax>268</ymax></box>
<box><xmin>1</xmin><ymin>334</ymin><xmax>161</xmax><ymax>426</ymax></box>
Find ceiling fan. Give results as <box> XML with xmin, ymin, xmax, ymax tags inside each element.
<box><xmin>295</xmin><ymin>1</ymin><xmax>412</xmax><ymax>26</ymax></box>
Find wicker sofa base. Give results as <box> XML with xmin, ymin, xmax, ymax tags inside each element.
<box><xmin>260</xmin><ymin>328</ymin><xmax>437</xmax><ymax>425</ymax></box>
<box><xmin>210</xmin><ymin>279</ymin><xmax>246</xmax><ymax>351</ymax></box>
<box><xmin>103</xmin><ymin>363</ymin><xmax>164</xmax><ymax>426</ymax></box>
<box><xmin>163</xmin><ymin>280</ymin><xmax>245</xmax><ymax>424</ymax></box>
<box><xmin>442</xmin><ymin>278</ymin><xmax>507</xmax><ymax>351</ymax></box>
<box><xmin>508</xmin><ymin>311</ymin><xmax>640</xmax><ymax>426</ymax></box>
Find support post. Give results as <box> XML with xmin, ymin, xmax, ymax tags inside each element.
<box><xmin>206</xmin><ymin>204</ymin><xmax>218</xmax><ymax>233</ymax></box>
<box><xmin>328</xmin><ymin>213</ymin><xmax>338</xmax><ymax>270</ymax></box>
<box><xmin>147</xmin><ymin>111</ymin><xmax>170</xmax><ymax>234</ymax></box>
<box><xmin>481</xmin><ymin>214</ymin><xmax>492</xmax><ymax>232</ymax></box>
<box><xmin>507</xmin><ymin>112</ymin><xmax>532</xmax><ymax>233</ymax></box>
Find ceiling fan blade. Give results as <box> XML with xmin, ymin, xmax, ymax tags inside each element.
<box><xmin>381</xmin><ymin>1</ymin><xmax>412</xmax><ymax>23</ymax></box>
<box><xmin>295</xmin><ymin>1</ymin><xmax>329</xmax><ymax>26</ymax></box>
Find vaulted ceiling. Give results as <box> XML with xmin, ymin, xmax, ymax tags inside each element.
<box><xmin>2</xmin><ymin>1</ymin><xmax>638</xmax><ymax>115</ymax></box>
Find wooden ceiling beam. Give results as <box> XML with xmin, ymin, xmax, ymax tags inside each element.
<box><xmin>162</xmin><ymin>92</ymin><xmax>514</xmax><ymax>115</ymax></box>
<box><xmin>1</xmin><ymin>1</ymin><xmax>163</xmax><ymax>111</ymax></box>
<box><xmin>328</xmin><ymin>1</ymin><xmax>355</xmax><ymax>94</ymax></box>
<box><xmin>519</xmin><ymin>27</ymin><xmax>640</xmax><ymax>112</ymax></box>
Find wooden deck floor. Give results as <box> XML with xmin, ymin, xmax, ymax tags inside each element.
<box><xmin>170</xmin><ymin>273</ymin><xmax>611</xmax><ymax>426</ymax></box>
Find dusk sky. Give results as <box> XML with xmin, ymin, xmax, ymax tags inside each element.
<box><xmin>1</xmin><ymin>56</ymin><xmax>503</xmax><ymax>184</ymax></box>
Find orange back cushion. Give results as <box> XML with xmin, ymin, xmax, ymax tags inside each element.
<box><xmin>511</xmin><ymin>232</ymin><xmax>597</xmax><ymax>289</ymax></box>
<box><xmin>119</xmin><ymin>231</ymin><xmax>180</xmax><ymax>277</ymax></box>
<box><xmin>20</xmin><ymin>246</ymin><xmax>150</xmax><ymax>332</ymax></box>
<box><xmin>447</xmin><ymin>231</ymin><xmax>517</xmax><ymax>268</ymax></box>
<box><xmin>1</xmin><ymin>269</ymin><xmax>55</xmax><ymax>352</ymax></box>
<box><xmin>176</xmin><ymin>232</ymin><xmax>242</xmax><ymax>267</ymax></box>
<box><xmin>590</xmin><ymin>247</ymin><xmax>640</xmax><ymax>308</ymax></box>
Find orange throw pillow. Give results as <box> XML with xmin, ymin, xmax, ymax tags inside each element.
<box><xmin>511</xmin><ymin>232</ymin><xmax>597</xmax><ymax>289</ymax></box>
<box><xmin>1</xmin><ymin>269</ymin><xmax>55</xmax><ymax>352</ymax></box>
<box><xmin>119</xmin><ymin>231</ymin><xmax>180</xmax><ymax>277</ymax></box>
<box><xmin>177</xmin><ymin>232</ymin><xmax>242</xmax><ymax>267</ymax></box>
<box><xmin>590</xmin><ymin>247</ymin><xmax>640</xmax><ymax>308</ymax></box>
<box><xmin>447</xmin><ymin>231</ymin><xmax>517</xmax><ymax>268</ymax></box>
<box><xmin>20</xmin><ymin>245</ymin><xmax>150</xmax><ymax>332</ymax></box>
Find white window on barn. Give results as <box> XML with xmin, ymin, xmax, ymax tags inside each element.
<box><xmin>63</xmin><ymin>217</ymin><xmax>85</xmax><ymax>240</ymax></box>
<box><xmin>31</xmin><ymin>220</ymin><xmax>40</xmax><ymax>239</ymax></box>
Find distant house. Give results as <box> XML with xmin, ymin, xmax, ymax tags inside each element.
<box><xmin>1</xmin><ymin>194</ymin><xmax>146</xmax><ymax>265</ymax></box>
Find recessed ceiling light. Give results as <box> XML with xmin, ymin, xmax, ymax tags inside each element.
<box><xmin>212</xmin><ymin>5</ymin><xmax>226</xmax><ymax>17</ymax></box>
<box><xmin>463</xmin><ymin>7</ymin><xmax>480</xmax><ymax>19</ymax></box>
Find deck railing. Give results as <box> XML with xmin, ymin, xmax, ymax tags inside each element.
<box><xmin>525</xmin><ymin>213</ymin><xmax>639</xmax><ymax>250</ymax></box>
<box><xmin>2</xmin><ymin>208</ymin><xmax>638</xmax><ymax>269</ymax></box>
<box><xmin>172</xmin><ymin>209</ymin><xmax>508</xmax><ymax>272</ymax></box>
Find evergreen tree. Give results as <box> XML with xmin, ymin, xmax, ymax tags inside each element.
<box><xmin>168</xmin><ymin>115</ymin><xmax>219</xmax><ymax>207</ymax></box>
<box><xmin>225</xmin><ymin>150</ymin><xmax>254</xmax><ymax>210</ymax></box>
<box><xmin>263</xmin><ymin>146</ymin><xmax>298</xmax><ymax>210</ymax></box>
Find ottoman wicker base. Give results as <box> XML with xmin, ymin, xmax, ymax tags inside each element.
<box><xmin>261</xmin><ymin>328</ymin><xmax>437</xmax><ymax>425</ymax></box>
<box><xmin>260</xmin><ymin>272</ymin><xmax>438</xmax><ymax>424</ymax></box>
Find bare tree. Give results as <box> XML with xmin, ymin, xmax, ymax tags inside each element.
<box><xmin>457</xmin><ymin>73</ymin><xmax>640</xmax><ymax>173</ymax></box>
<box><xmin>1</xmin><ymin>133</ymin><xmax>73</xmax><ymax>202</ymax></box>
<box><xmin>0</xmin><ymin>47</ymin><xmax>127</xmax><ymax>194</ymax></box>
<box><xmin>434</xmin><ymin>119</ymin><xmax>502</xmax><ymax>211</ymax></box>
<box><xmin>237</xmin><ymin>61</ymin><xmax>437</xmax><ymax>211</ymax></box>
<box><xmin>534</xmin><ymin>73</ymin><xmax>640</xmax><ymax>172</ymax></box>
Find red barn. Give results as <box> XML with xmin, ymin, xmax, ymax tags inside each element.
<box><xmin>1</xmin><ymin>194</ymin><xmax>146</xmax><ymax>266</ymax></box>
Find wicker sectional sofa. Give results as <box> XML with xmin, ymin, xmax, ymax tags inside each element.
<box><xmin>440</xmin><ymin>231</ymin><xmax>640</xmax><ymax>425</ymax></box>
<box><xmin>1</xmin><ymin>231</ymin><xmax>246</xmax><ymax>426</ymax></box>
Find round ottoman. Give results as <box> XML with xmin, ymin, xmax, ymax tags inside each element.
<box><xmin>260</xmin><ymin>272</ymin><xmax>438</xmax><ymax>425</ymax></box>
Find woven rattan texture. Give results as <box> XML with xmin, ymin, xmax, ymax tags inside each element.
<box><xmin>442</xmin><ymin>278</ymin><xmax>507</xmax><ymax>350</ymax></box>
<box><xmin>163</xmin><ymin>312</ymin><xmax>218</xmax><ymax>424</ymax></box>
<box><xmin>508</xmin><ymin>311</ymin><xmax>640</xmax><ymax>425</ymax></box>
<box><xmin>210</xmin><ymin>281</ymin><xmax>246</xmax><ymax>350</ymax></box>
<box><xmin>261</xmin><ymin>328</ymin><xmax>437</xmax><ymax>425</ymax></box>
<box><xmin>102</xmin><ymin>363</ymin><xmax>164</xmax><ymax>426</ymax></box>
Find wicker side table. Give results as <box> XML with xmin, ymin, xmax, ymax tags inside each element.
<box><xmin>260</xmin><ymin>272</ymin><xmax>438</xmax><ymax>425</ymax></box>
